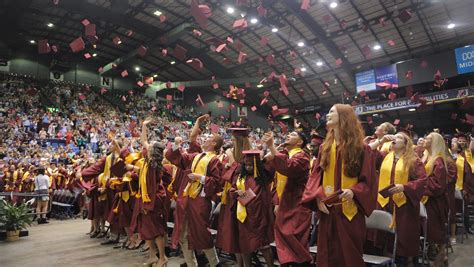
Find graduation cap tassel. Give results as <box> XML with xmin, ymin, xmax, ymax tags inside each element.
<box><xmin>253</xmin><ymin>156</ymin><xmax>258</xmax><ymax>178</ymax></box>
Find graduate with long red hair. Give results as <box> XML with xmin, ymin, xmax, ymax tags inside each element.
<box><xmin>302</xmin><ymin>104</ymin><xmax>378</xmax><ymax>267</ymax></box>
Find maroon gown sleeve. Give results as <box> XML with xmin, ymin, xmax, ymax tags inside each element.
<box><xmin>202</xmin><ymin>157</ymin><xmax>223</xmax><ymax>196</ymax></box>
<box><xmin>222</xmin><ymin>162</ymin><xmax>239</xmax><ymax>183</ymax></box>
<box><xmin>142</xmin><ymin>166</ymin><xmax>158</xmax><ymax>211</ymax></box>
<box><xmin>351</xmin><ymin>145</ymin><xmax>378</xmax><ymax>217</ymax></box>
<box><xmin>270</xmin><ymin>151</ymin><xmax>310</xmax><ymax>178</ymax></box>
<box><xmin>462</xmin><ymin>161</ymin><xmax>474</xmax><ymax>202</ymax></box>
<box><xmin>81</xmin><ymin>157</ymin><xmax>106</xmax><ymax>182</ymax></box>
<box><xmin>188</xmin><ymin>141</ymin><xmax>202</xmax><ymax>153</ymax></box>
<box><xmin>301</xmin><ymin>150</ymin><xmax>324</xmax><ymax>211</ymax></box>
<box><xmin>119</xmin><ymin>148</ymin><xmax>130</xmax><ymax>160</ymax></box>
<box><xmin>424</xmin><ymin>158</ymin><xmax>447</xmax><ymax>197</ymax></box>
<box><xmin>165</xmin><ymin>147</ymin><xmax>198</xmax><ymax>170</ymax></box>
<box><xmin>403</xmin><ymin>159</ymin><xmax>427</xmax><ymax>205</ymax></box>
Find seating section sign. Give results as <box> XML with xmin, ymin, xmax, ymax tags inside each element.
<box><xmin>454</xmin><ymin>45</ymin><xmax>474</xmax><ymax>74</ymax></box>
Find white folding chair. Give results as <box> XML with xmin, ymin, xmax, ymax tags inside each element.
<box><xmin>454</xmin><ymin>189</ymin><xmax>467</xmax><ymax>243</ymax></box>
<box><xmin>419</xmin><ymin>202</ymin><xmax>428</xmax><ymax>265</ymax></box>
<box><xmin>363</xmin><ymin>210</ymin><xmax>396</xmax><ymax>266</ymax></box>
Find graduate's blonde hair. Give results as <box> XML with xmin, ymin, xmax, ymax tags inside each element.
<box><xmin>423</xmin><ymin>132</ymin><xmax>448</xmax><ymax>175</ymax></box>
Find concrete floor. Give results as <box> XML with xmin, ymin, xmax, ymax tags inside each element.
<box><xmin>1</xmin><ymin>219</ymin><xmax>473</xmax><ymax>267</ymax></box>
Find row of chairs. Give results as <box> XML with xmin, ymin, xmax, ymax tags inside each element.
<box><xmin>50</xmin><ymin>189</ymin><xmax>81</xmax><ymax>219</ymax></box>
<box><xmin>166</xmin><ymin>199</ymin><xmax>466</xmax><ymax>267</ymax></box>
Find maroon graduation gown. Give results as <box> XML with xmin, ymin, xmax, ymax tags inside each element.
<box><xmin>166</xmin><ymin>143</ymin><xmax>201</xmax><ymax>249</ymax></box>
<box><xmin>130</xmin><ymin>164</ymin><xmax>170</xmax><ymax>240</ymax></box>
<box><xmin>460</xmin><ymin>150</ymin><xmax>474</xmax><ymax>203</ymax></box>
<box><xmin>165</xmin><ymin>142</ymin><xmax>222</xmax><ymax>250</ymax></box>
<box><xmin>424</xmin><ymin>158</ymin><xmax>448</xmax><ymax>244</ymax></box>
<box><xmin>302</xmin><ymin>145</ymin><xmax>378</xmax><ymax>267</ymax></box>
<box><xmin>380</xmin><ymin>158</ymin><xmax>427</xmax><ymax>257</ymax></box>
<box><xmin>82</xmin><ymin>157</ymin><xmax>113</xmax><ymax>220</ymax></box>
<box><xmin>228</xmin><ymin>172</ymin><xmax>275</xmax><ymax>254</ymax></box>
<box><xmin>446</xmin><ymin>161</ymin><xmax>457</xmax><ymax>225</ymax></box>
<box><xmin>266</xmin><ymin>150</ymin><xmax>312</xmax><ymax>264</ymax></box>
<box><xmin>216</xmin><ymin>162</ymin><xmax>241</xmax><ymax>253</ymax></box>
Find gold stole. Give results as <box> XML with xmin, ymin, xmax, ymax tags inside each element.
<box><xmin>378</xmin><ymin>152</ymin><xmax>409</xmax><ymax>208</ymax></box>
<box><xmin>112</xmin><ymin>175</ymin><xmax>132</xmax><ymax>214</ymax></box>
<box><xmin>165</xmin><ymin>164</ymin><xmax>178</xmax><ymax>199</ymax></box>
<box><xmin>322</xmin><ymin>140</ymin><xmax>358</xmax><ymax>221</ymax></box>
<box><xmin>275</xmin><ymin>148</ymin><xmax>304</xmax><ymax>200</ymax></box>
<box><xmin>421</xmin><ymin>155</ymin><xmax>442</xmax><ymax>204</ymax></box>
<box><xmin>19</xmin><ymin>171</ymin><xmax>30</xmax><ymax>191</ymax></box>
<box><xmin>465</xmin><ymin>150</ymin><xmax>474</xmax><ymax>172</ymax></box>
<box><xmin>310</xmin><ymin>158</ymin><xmax>315</xmax><ymax>175</ymax></box>
<box><xmin>219</xmin><ymin>154</ymin><xmax>232</xmax><ymax>204</ymax></box>
<box><xmin>221</xmin><ymin>182</ymin><xmax>232</xmax><ymax>205</ymax></box>
<box><xmin>12</xmin><ymin>171</ymin><xmax>18</xmax><ymax>183</ymax></box>
<box><xmin>135</xmin><ymin>158</ymin><xmax>151</xmax><ymax>203</ymax></box>
<box><xmin>98</xmin><ymin>154</ymin><xmax>113</xmax><ymax>201</ymax></box>
<box><xmin>236</xmin><ymin>177</ymin><xmax>247</xmax><ymax>223</ymax></box>
<box><xmin>456</xmin><ymin>156</ymin><xmax>465</xmax><ymax>190</ymax></box>
<box><xmin>183</xmin><ymin>152</ymin><xmax>216</xmax><ymax>199</ymax></box>
<box><xmin>379</xmin><ymin>141</ymin><xmax>392</xmax><ymax>153</ymax></box>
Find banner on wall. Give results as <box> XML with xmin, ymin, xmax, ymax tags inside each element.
<box><xmin>101</xmin><ymin>76</ymin><xmax>112</xmax><ymax>88</ymax></box>
<box><xmin>356</xmin><ymin>69</ymin><xmax>376</xmax><ymax>93</ymax></box>
<box><xmin>375</xmin><ymin>64</ymin><xmax>398</xmax><ymax>89</ymax></box>
<box><xmin>454</xmin><ymin>45</ymin><xmax>474</xmax><ymax>74</ymax></box>
<box><xmin>354</xmin><ymin>87</ymin><xmax>474</xmax><ymax>115</ymax></box>
<box><xmin>0</xmin><ymin>60</ymin><xmax>9</xmax><ymax>72</ymax></box>
<box><xmin>50</xmin><ymin>71</ymin><xmax>64</xmax><ymax>81</ymax></box>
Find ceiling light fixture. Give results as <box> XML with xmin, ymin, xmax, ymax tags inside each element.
<box><xmin>301</xmin><ymin>67</ymin><xmax>307</xmax><ymax>72</ymax></box>
<box><xmin>47</xmin><ymin>23</ymin><xmax>54</xmax><ymax>28</ymax></box>
<box><xmin>447</xmin><ymin>23</ymin><xmax>456</xmax><ymax>29</ymax></box>
<box><xmin>257</xmin><ymin>84</ymin><xmax>264</xmax><ymax>88</ymax></box>
<box><xmin>170</xmin><ymin>61</ymin><xmax>176</xmax><ymax>65</ymax></box>
<box><xmin>373</xmin><ymin>44</ymin><xmax>381</xmax><ymax>50</ymax></box>
<box><xmin>408</xmin><ymin>108</ymin><xmax>416</xmax><ymax>112</ymax></box>
<box><xmin>271</xmin><ymin>27</ymin><xmax>278</xmax><ymax>33</ymax></box>
<box><xmin>92</xmin><ymin>53</ymin><xmax>97</xmax><ymax>57</ymax></box>
<box><xmin>29</xmin><ymin>40</ymin><xmax>36</xmax><ymax>44</ymax></box>
<box><xmin>329</xmin><ymin>2</ymin><xmax>338</xmax><ymax>8</ymax></box>
<box><xmin>226</xmin><ymin>7</ymin><xmax>235</xmax><ymax>14</ymax></box>
<box><xmin>153</xmin><ymin>74</ymin><xmax>158</xmax><ymax>78</ymax></box>
<box><xmin>135</xmin><ymin>67</ymin><xmax>140</xmax><ymax>71</ymax></box>
<box><xmin>153</xmin><ymin>10</ymin><xmax>162</xmax><ymax>16</ymax></box>
<box><xmin>250</xmin><ymin>18</ymin><xmax>258</xmax><ymax>24</ymax></box>
<box><xmin>316</xmin><ymin>61</ymin><xmax>323</xmax><ymax>66</ymax></box>
<box><xmin>297</xmin><ymin>41</ymin><xmax>305</xmax><ymax>47</ymax></box>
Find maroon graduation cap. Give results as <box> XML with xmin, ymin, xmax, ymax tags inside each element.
<box><xmin>186</xmin><ymin>58</ymin><xmax>204</xmax><ymax>70</ymax></box>
<box><xmin>38</xmin><ymin>39</ymin><xmax>51</xmax><ymax>54</ymax></box>
<box><xmin>138</xmin><ymin>45</ymin><xmax>147</xmax><ymax>57</ymax></box>
<box><xmin>237</xmin><ymin>51</ymin><xmax>247</xmax><ymax>64</ymax></box>
<box><xmin>266</xmin><ymin>54</ymin><xmax>275</xmax><ymax>65</ymax></box>
<box><xmin>173</xmin><ymin>44</ymin><xmax>187</xmax><ymax>61</ymax></box>
<box><xmin>398</xmin><ymin>9</ymin><xmax>412</xmax><ymax>23</ymax></box>
<box><xmin>279</xmin><ymin>74</ymin><xmax>289</xmax><ymax>96</ymax></box>
<box><xmin>190</xmin><ymin>0</ymin><xmax>211</xmax><ymax>29</ymax></box>
<box><xmin>85</xmin><ymin>24</ymin><xmax>96</xmax><ymax>37</ymax></box>
<box><xmin>177</xmin><ymin>84</ymin><xmax>186</xmax><ymax>92</ymax></box>
<box><xmin>69</xmin><ymin>37</ymin><xmax>85</xmax><ymax>53</ymax></box>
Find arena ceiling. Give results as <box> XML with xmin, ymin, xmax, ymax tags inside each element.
<box><xmin>1</xmin><ymin>0</ymin><xmax>474</xmax><ymax>121</ymax></box>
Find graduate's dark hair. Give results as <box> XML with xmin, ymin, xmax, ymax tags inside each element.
<box><xmin>239</xmin><ymin>156</ymin><xmax>268</xmax><ymax>186</ymax></box>
<box><xmin>148</xmin><ymin>141</ymin><xmax>164</xmax><ymax>170</ymax></box>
